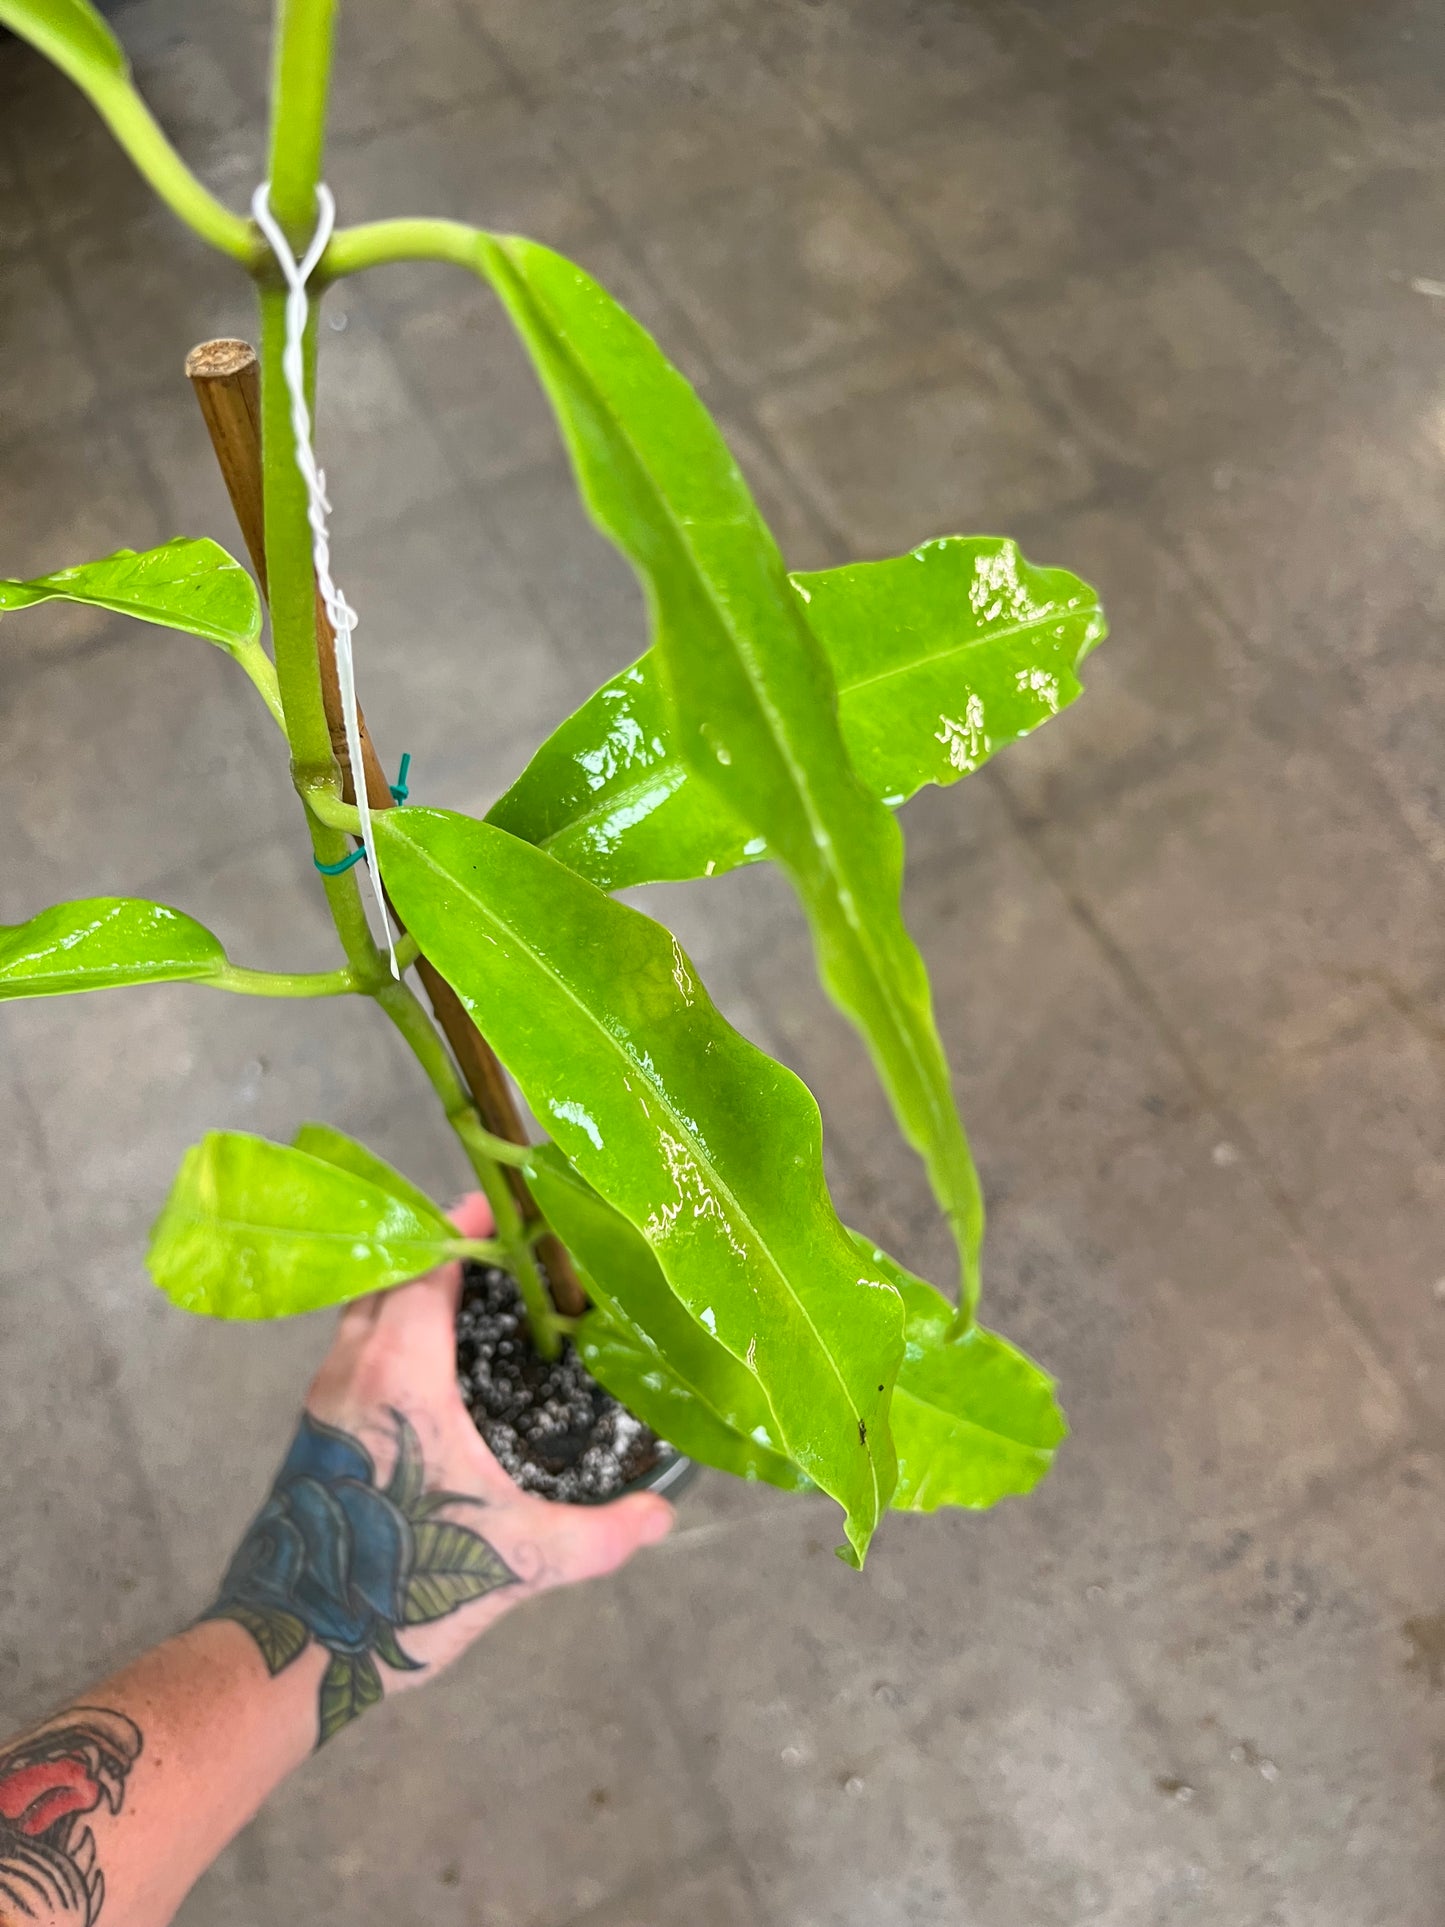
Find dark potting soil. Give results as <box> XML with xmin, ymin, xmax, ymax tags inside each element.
<box><xmin>455</xmin><ymin>1259</ymin><xmax>665</xmax><ymax>1502</ymax></box>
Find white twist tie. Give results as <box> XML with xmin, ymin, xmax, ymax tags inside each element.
<box><xmin>251</xmin><ymin>181</ymin><xmax>397</xmax><ymax>978</ymax></box>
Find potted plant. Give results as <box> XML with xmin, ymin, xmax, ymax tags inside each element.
<box><xmin>0</xmin><ymin>0</ymin><xmax>1106</xmax><ymax>1566</ymax></box>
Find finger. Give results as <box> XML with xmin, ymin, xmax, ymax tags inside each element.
<box><xmin>373</xmin><ymin>1258</ymin><xmax>464</xmax><ymax>1353</ymax></box>
<box><xmin>336</xmin><ymin>1291</ymin><xmax>387</xmax><ymax>1341</ymax></box>
<box><xmin>447</xmin><ymin>1192</ymin><xmax>494</xmax><ymax>1241</ymax></box>
<box><xmin>534</xmin><ymin>1494</ymin><xmax>674</xmax><ymax>1587</ymax></box>
<box><xmin>374</xmin><ymin>1192</ymin><xmax>493</xmax><ymax>1340</ymax></box>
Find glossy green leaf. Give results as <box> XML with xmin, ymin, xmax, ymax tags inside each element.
<box><xmin>855</xmin><ymin>1240</ymin><xmax>1065</xmax><ymax>1511</ymax></box>
<box><xmin>147</xmin><ymin>1131</ymin><xmax>462</xmax><ymax>1320</ymax></box>
<box><xmin>375</xmin><ymin>806</ymin><xmax>902</xmax><ymax>1564</ymax></box>
<box><xmin>800</xmin><ymin>538</ymin><xmax>1103</xmax><ymax>802</ymax></box>
<box><xmin>290</xmin><ymin>1122</ymin><xmax>447</xmax><ymax>1230</ymax></box>
<box><xmin>0</xmin><ymin>898</ymin><xmax>227</xmax><ymax>1000</ymax></box>
<box><xmin>0</xmin><ymin>0</ymin><xmax>127</xmax><ymax>83</ymax></box>
<box><xmin>475</xmin><ymin>237</ymin><xmax>983</xmax><ymax>1313</ymax></box>
<box><xmin>577</xmin><ymin>1310</ymin><xmax>806</xmax><ymax>1489</ymax></box>
<box><xmin>528</xmin><ymin>1145</ymin><xmax>808</xmax><ymax>1490</ymax></box>
<box><xmin>490</xmin><ymin>537</ymin><xmax>1105</xmax><ymax>891</ymax></box>
<box><xmin>0</xmin><ymin>538</ymin><xmax>261</xmax><ymax>650</ymax></box>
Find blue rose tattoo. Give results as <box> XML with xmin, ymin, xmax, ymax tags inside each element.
<box><xmin>206</xmin><ymin>1410</ymin><xmax>517</xmax><ymax>1743</ymax></box>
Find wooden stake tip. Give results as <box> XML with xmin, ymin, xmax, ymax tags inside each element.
<box><xmin>185</xmin><ymin>338</ymin><xmax>258</xmax><ymax>381</ymax></box>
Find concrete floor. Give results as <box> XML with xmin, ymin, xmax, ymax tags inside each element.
<box><xmin>3</xmin><ymin>0</ymin><xmax>1444</xmax><ymax>1919</ymax></box>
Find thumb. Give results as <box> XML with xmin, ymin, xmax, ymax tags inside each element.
<box><xmin>538</xmin><ymin>1493</ymin><xmax>675</xmax><ymax>1588</ymax></box>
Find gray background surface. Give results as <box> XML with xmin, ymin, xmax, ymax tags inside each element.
<box><xmin>2</xmin><ymin>0</ymin><xmax>1443</xmax><ymax>1920</ymax></box>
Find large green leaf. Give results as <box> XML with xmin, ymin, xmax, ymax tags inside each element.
<box><xmin>489</xmin><ymin>537</ymin><xmax>1105</xmax><ymax>891</ymax></box>
<box><xmin>147</xmin><ymin>1131</ymin><xmax>463</xmax><ymax>1320</ymax></box>
<box><xmin>0</xmin><ymin>538</ymin><xmax>261</xmax><ymax>651</ymax></box>
<box><xmin>0</xmin><ymin>898</ymin><xmax>227</xmax><ymax>1000</ymax></box>
<box><xmin>857</xmin><ymin>1240</ymin><xmax>1065</xmax><ymax>1511</ymax></box>
<box><xmin>0</xmin><ymin>0</ymin><xmax>127</xmax><ymax>83</ymax></box>
<box><xmin>528</xmin><ymin>1145</ymin><xmax>808</xmax><ymax>1490</ymax></box>
<box><xmin>375</xmin><ymin>806</ymin><xmax>902</xmax><ymax>1564</ymax></box>
<box><xmin>474</xmin><ymin>237</ymin><xmax>983</xmax><ymax>1314</ymax></box>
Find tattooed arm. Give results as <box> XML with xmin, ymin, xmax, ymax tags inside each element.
<box><xmin>0</xmin><ymin>1197</ymin><xmax>673</xmax><ymax>1927</ymax></box>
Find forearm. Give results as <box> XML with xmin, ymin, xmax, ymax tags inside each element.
<box><xmin>0</xmin><ymin>1222</ymin><xmax>669</xmax><ymax>1927</ymax></box>
<box><xmin>0</xmin><ymin>1622</ymin><xmax>322</xmax><ymax>1927</ymax></box>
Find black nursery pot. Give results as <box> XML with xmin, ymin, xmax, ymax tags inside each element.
<box><xmin>455</xmin><ymin>1258</ymin><xmax>698</xmax><ymax>1507</ymax></box>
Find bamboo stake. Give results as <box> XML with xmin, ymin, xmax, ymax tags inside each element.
<box><xmin>185</xmin><ymin>338</ymin><xmax>586</xmax><ymax>1317</ymax></box>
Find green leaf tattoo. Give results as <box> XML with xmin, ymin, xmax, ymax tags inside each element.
<box><xmin>207</xmin><ymin>1409</ymin><xmax>517</xmax><ymax>1745</ymax></box>
<box><xmin>318</xmin><ymin>1653</ymin><xmax>384</xmax><ymax>1746</ymax></box>
<box><xmin>403</xmin><ymin>1524</ymin><xmax>519</xmax><ymax>1624</ymax></box>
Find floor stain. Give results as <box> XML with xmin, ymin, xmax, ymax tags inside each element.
<box><xmin>1401</xmin><ymin>1612</ymin><xmax>1445</xmax><ymax>1692</ymax></box>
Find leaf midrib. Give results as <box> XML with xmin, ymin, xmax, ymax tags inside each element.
<box><xmin>398</xmin><ymin>826</ymin><xmax>883</xmax><ymax>1525</ymax></box>
<box><xmin>892</xmin><ymin>1381</ymin><xmax>1057</xmax><ymax>1462</ymax></box>
<box><xmin>493</xmin><ymin>242</ymin><xmax>951</xmax><ymax>1171</ymax></box>
<box><xmin>527</xmin><ymin>595</ymin><xmax>1098</xmax><ymax>858</ymax></box>
<box><xmin>833</xmin><ymin>601</ymin><xmax>1100</xmax><ymax>699</ymax></box>
<box><xmin>173</xmin><ymin>1204</ymin><xmax>452</xmax><ymax>1252</ymax></box>
<box><xmin>531</xmin><ymin>760</ymin><xmax>689</xmax><ymax>858</ymax></box>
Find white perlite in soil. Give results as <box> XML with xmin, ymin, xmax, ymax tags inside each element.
<box><xmin>455</xmin><ymin>1259</ymin><xmax>669</xmax><ymax>1502</ymax></box>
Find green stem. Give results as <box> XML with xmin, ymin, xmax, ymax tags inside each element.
<box><xmin>452</xmin><ymin>1239</ymin><xmax>507</xmax><ymax>1265</ymax></box>
<box><xmin>267</xmin><ymin>0</ymin><xmax>338</xmax><ymax>243</ymax></box>
<box><xmin>55</xmin><ymin>64</ymin><xmax>255</xmax><ymax>262</ymax></box>
<box><xmin>232</xmin><ymin>640</ymin><xmax>287</xmax><ymax>731</ymax></box>
<box><xmin>374</xmin><ymin>983</ymin><xmax>561</xmax><ymax>1356</ymax></box>
<box><xmin>211</xmin><ymin>962</ymin><xmax>360</xmax><ymax>999</ymax></box>
<box><xmin>324</xmin><ymin>218</ymin><xmax>483</xmax><ymax>280</ymax></box>
<box><xmin>260</xmin><ymin>287</ymin><xmax>338</xmax><ymax>796</ymax></box>
<box><xmin>307</xmin><ymin>791</ymin><xmax>361</xmax><ymax>833</ymax></box>
<box><xmin>256</xmin><ymin>6</ymin><xmax>561</xmax><ymax>1353</ymax></box>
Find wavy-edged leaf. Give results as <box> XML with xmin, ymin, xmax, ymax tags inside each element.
<box><xmin>799</xmin><ymin>537</ymin><xmax>1104</xmax><ymax>802</ymax></box>
<box><xmin>0</xmin><ymin>898</ymin><xmax>227</xmax><ymax>1000</ymax></box>
<box><xmin>206</xmin><ymin>1602</ymin><xmax>309</xmax><ymax>1675</ymax></box>
<box><xmin>317</xmin><ymin>1651</ymin><xmax>383</xmax><ymax>1744</ymax></box>
<box><xmin>0</xmin><ymin>0</ymin><xmax>127</xmax><ymax>83</ymax></box>
<box><xmin>475</xmin><ymin>237</ymin><xmax>983</xmax><ymax>1313</ymax></box>
<box><xmin>490</xmin><ymin>537</ymin><xmax>1105</xmax><ymax>891</ymax></box>
<box><xmin>147</xmin><ymin>1131</ymin><xmax>462</xmax><ymax>1320</ymax></box>
<box><xmin>375</xmin><ymin>806</ymin><xmax>902</xmax><ymax>1564</ymax></box>
<box><xmin>291</xmin><ymin>1123</ymin><xmax>447</xmax><ymax>1231</ymax></box>
<box><xmin>528</xmin><ymin>1145</ymin><xmax>807</xmax><ymax>1490</ymax></box>
<box><xmin>853</xmin><ymin>1238</ymin><xmax>1065</xmax><ymax>1511</ymax></box>
<box><xmin>0</xmin><ymin>538</ymin><xmax>261</xmax><ymax>650</ymax></box>
<box><xmin>403</xmin><ymin>1521</ymin><xmax>517</xmax><ymax>1623</ymax></box>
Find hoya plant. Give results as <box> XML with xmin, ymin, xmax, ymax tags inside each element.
<box><xmin>0</xmin><ymin>0</ymin><xmax>1105</xmax><ymax>1565</ymax></box>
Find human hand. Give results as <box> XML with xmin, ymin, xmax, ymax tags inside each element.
<box><xmin>206</xmin><ymin>1195</ymin><xmax>673</xmax><ymax>1741</ymax></box>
